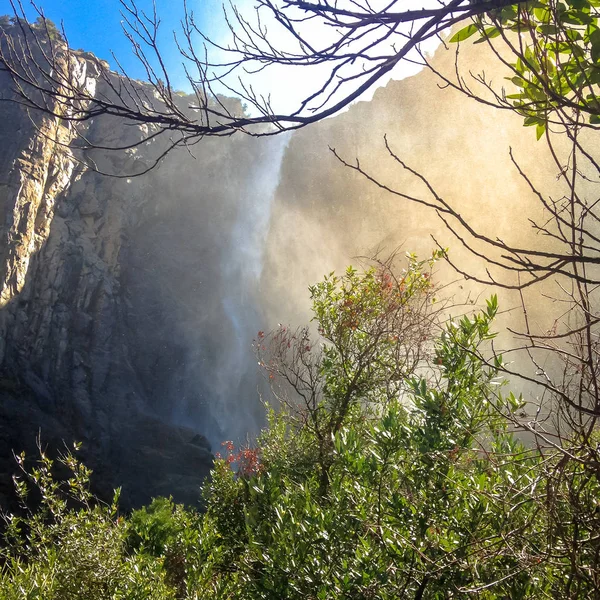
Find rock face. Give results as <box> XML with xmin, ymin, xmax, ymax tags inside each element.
<box><xmin>0</xmin><ymin>24</ymin><xmax>298</xmax><ymax>507</ymax></box>
<box><xmin>0</xmin><ymin>30</ymin><xmax>589</xmax><ymax>509</ymax></box>
<box><xmin>260</xmin><ymin>41</ymin><xmax>570</xmax><ymax>328</ymax></box>
<box><xmin>0</xmin><ymin>47</ymin><xmax>260</xmax><ymax>509</ymax></box>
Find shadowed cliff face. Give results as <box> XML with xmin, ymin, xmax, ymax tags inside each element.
<box><xmin>120</xmin><ymin>129</ymin><xmax>290</xmax><ymax>447</ymax></box>
<box><xmin>0</xmin><ymin>35</ymin><xmax>596</xmax><ymax>507</ymax></box>
<box><xmin>0</xmin><ymin>53</ymin><xmax>285</xmax><ymax>506</ymax></box>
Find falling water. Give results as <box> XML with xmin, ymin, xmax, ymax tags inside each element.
<box><xmin>167</xmin><ymin>132</ymin><xmax>292</xmax><ymax>450</ymax></box>
<box><xmin>218</xmin><ymin>133</ymin><xmax>291</xmax><ymax>444</ymax></box>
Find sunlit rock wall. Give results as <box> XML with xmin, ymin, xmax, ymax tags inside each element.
<box><xmin>260</xmin><ymin>37</ymin><xmax>592</xmax><ymax>395</ymax></box>
<box><xmin>1</xmin><ymin>34</ymin><xmax>593</xmax><ymax>507</ymax></box>
<box><xmin>263</xmin><ymin>43</ymin><xmax>560</xmax><ymax>317</ymax></box>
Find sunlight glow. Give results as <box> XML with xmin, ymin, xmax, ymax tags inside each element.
<box><xmin>185</xmin><ymin>0</ymin><xmax>444</xmax><ymax>117</ymax></box>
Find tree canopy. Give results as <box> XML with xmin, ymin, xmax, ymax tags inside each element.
<box><xmin>2</xmin><ymin>258</ymin><xmax>599</xmax><ymax>598</ymax></box>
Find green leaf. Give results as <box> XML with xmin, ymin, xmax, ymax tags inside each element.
<box><xmin>570</xmin><ymin>0</ymin><xmax>590</xmax><ymax>8</ymax></box>
<box><xmin>537</xmin><ymin>23</ymin><xmax>559</xmax><ymax>35</ymax></box>
<box><xmin>449</xmin><ymin>24</ymin><xmax>479</xmax><ymax>43</ymax></box>
<box><xmin>589</xmin><ymin>28</ymin><xmax>600</xmax><ymax>62</ymax></box>
<box><xmin>524</xmin><ymin>115</ymin><xmax>543</xmax><ymax>126</ymax></box>
<box><xmin>560</xmin><ymin>9</ymin><xmax>594</xmax><ymax>24</ymax></box>
<box><xmin>473</xmin><ymin>27</ymin><xmax>502</xmax><ymax>44</ymax></box>
<box><xmin>536</xmin><ymin>122</ymin><xmax>546</xmax><ymax>140</ymax></box>
<box><xmin>499</xmin><ymin>4</ymin><xmax>518</xmax><ymax>20</ymax></box>
<box><xmin>506</xmin><ymin>76</ymin><xmax>526</xmax><ymax>87</ymax></box>
<box><xmin>533</xmin><ymin>6</ymin><xmax>551</xmax><ymax>21</ymax></box>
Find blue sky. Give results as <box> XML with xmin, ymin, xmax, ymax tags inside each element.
<box><xmin>0</xmin><ymin>0</ymin><xmax>437</xmax><ymax>115</ymax></box>
<box><xmin>0</xmin><ymin>0</ymin><xmax>223</xmax><ymax>90</ymax></box>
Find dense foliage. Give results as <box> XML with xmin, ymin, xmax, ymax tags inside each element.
<box><xmin>1</xmin><ymin>0</ymin><xmax>599</xmax><ymax>597</ymax></box>
<box><xmin>1</xmin><ymin>256</ymin><xmax>599</xmax><ymax>599</ymax></box>
<box><xmin>450</xmin><ymin>0</ymin><xmax>600</xmax><ymax>137</ymax></box>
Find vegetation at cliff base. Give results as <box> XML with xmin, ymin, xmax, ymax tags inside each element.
<box><xmin>1</xmin><ymin>254</ymin><xmax>599</xmax><ymax>599</ymax></box>
<box><xmin>0</xmin><ymin>0</ymin><xmax>600</xmax><ymax>597</ymax></box>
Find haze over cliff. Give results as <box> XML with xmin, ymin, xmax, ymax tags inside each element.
<box><xmin>0</xmin><ymin>28</ymin><xmax>582</xmax><ymax>507</ymax></box>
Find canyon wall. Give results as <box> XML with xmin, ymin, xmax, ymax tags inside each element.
<box><xmin>0</xmin><ymin>49</ymin><xmax>284</xmax><ymax>507</ymax></box>
<box><xmin>0</xmin><ymin>34</ymin><xmax>588</xmax><ymax>507</ymax></box>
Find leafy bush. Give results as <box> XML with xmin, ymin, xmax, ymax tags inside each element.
<box><xmin>1</xmin><ymin>258</ymin><xmax>599</xmax><ymax>598</ymax></box>
<box><xmin>127</xmin><ymin>497</ymin><xmax>201</xmax><ymax>597</ymax></box>
<box><xmin>0</xmin><ymin>448</ymin><xmax>174</xmax><ymax>600</ymax></box>
<box><xmin>193</xmin><ymin>262</ymin><xmax>600</xmax><ymax>598</ymax></box>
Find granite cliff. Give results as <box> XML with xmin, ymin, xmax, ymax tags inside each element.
<box><xmin>0</xmin><ymin>42</ymin><xmax>286</xmax><ymax>508</ymax></box>
<box><xmin>0</xmin><ymin>30</ymin><xmax>582</xmax><ymax>508</ymax></box>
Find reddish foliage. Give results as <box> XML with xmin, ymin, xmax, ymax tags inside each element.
<box><xmin>219</xmin><ymin>440</ymin><xmax>264</xmax><ymax>477</ymax></box>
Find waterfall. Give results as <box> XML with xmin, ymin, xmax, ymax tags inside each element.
<box><xmin>168</xmin><ymin>133</ymin><xmax>292</xmax><ymax>450</ymax></box>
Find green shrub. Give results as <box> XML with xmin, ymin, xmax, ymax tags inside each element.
<box><xmin>1</xmin><ymin>259</ymin><xmax>599</xmax><ymax>598</ymax></box>
<box><xmin>0</xmin><ymin>448</ymin><xmax>174</xmax><ymax>600</ymax></box>
<box><xmin>127</xmin><ymin>497</ymin><xmax>201</xmax><ymax>597</ymax></box>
